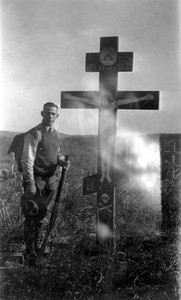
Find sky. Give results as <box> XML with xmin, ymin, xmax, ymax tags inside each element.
<box><xmin>1</xmin><ymin>0</ymin><xmax>181</xmax><ymax>136</ymax></box>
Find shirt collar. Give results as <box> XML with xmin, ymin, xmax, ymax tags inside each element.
<box><xmin>41</xmin><ymin>121</ymin><xmax>54</xmax><ymax>132</ymax></box>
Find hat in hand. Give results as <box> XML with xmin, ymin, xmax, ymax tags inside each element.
<box><xmin>21</xmin><ymin>194</ymin><xmax>47</xmax><ymax>221</ymax></box>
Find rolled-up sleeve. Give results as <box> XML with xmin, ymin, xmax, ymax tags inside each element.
<box><xmin>21</xmin><ymin>133</ymin><xmax>39</xmax><ymax>182</ymax></box>
<box><xmin>57</xmin><ymin>134</ymin><xmax>63</xmax><ymax>156</ymax></box>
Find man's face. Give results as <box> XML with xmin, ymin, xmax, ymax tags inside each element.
<box><xmin>41</xmin><ymin>106</ymin><xmax>59</xmax><ymax>126</ymax></box>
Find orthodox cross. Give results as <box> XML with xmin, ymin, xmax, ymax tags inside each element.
<box><xmin>160</xmin><ymin>136</ymin><xmax>181</xmax><ymax>232</ymax></box>
<box><xmin>61</xmin><ymin>36</ymin><xmax>159</xmax><ymax>247</ymax></box>
<box><xmin>163</xmin><ymin>140</ymin><xmax>181</xmax><ymax>179</ymax></box>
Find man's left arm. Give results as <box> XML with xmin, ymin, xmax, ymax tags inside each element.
<box><xmin>57</xmin><ymin>133</ymin><xmax>70</xmax><ymax>170</ymax></box>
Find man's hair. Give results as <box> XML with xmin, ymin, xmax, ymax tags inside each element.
<box><xmin>43</xmin><ymin>102</ymin><xmax>58</xmax><ymax>110</ymax></box>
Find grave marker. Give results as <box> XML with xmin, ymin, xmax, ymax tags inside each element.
<box><xmin>160</xmin><ymin>135</ymin><xmax>181</xmax><ymax>231</ymax></box>
<box><xmin>61</xmin><ymin>36</ymin><xmax>159</xmax><ymax>247</ymax></box>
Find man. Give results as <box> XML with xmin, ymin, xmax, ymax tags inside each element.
<box><xmin>21</xmin><ymin>102</ymin><xmax>69</xmax><ymax>265</ymax></box>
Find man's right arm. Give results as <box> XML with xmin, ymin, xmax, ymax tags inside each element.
<box><xmin>21</xmin><ymin>133</ymin><xmax>39</xmax><ymax>196</ymax></box>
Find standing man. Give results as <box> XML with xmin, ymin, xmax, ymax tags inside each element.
<box><xmin>21</xmin><ymin>102</ymin><xmax>69</xmax><ymax>265</ymax></box>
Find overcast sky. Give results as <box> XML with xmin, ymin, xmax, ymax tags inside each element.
<box><xmin>1</xmin><ymin>0</ymin><xmax>181</xmax><ymax>136</ymax></box>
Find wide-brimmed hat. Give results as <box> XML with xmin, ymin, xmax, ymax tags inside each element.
<box><xmin>21</xmin><ymin>194</ymin><xmax>47</xmax><ymax>221</ymax></box>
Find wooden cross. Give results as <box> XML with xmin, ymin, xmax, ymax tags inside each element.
<box><xmin>164</xmin><ymin>141</ymin><xmax>181</xmax><ymax>179</ymax></box>
<box><xmin>61</xmin><ymin>36</ymin><xmax>159</xmax><ymax>247</ymax></box>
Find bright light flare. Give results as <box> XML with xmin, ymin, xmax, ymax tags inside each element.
<box><xmin>131</xmin><ymin>136</ymin><xmax>160</xmax><ymax>170</ymax></box>
<box><xmin>97</xmin><ymin>222</ymin><xmax>112</xmax><ymax>239</ymax></box>
<box><xmin>138</xmin><ymin>173</ymin><xmax>158</xmax><ymax>191</ymax></box>
<box><xmin>127</xmin><ymin>136</ymin><xmax>160</xmax><ymax>200</ymax></box>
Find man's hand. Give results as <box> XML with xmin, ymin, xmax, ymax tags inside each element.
<box><xmin>25</xmin><ymin>180</ymin><xmax>36</xmax><ymax>197</ymax></box>
<box><xmin>64</xmin><ymin>93</ymin><xmax>72</xmax><ymax>100</ymax></box>
<box><xmin>57</xmin><ymin>154</ymin><xmax>70</xmax><ymax>170</ymax></box>
<box><xmin>145</xmin><ymin>93</ymin><xmax>154</xmax><ymax>101</ymax></box>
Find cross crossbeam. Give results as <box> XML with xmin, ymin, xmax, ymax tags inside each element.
<box><xmin>61</xmin><ymin>91</ymin><xmax>159</xmax><ymax>110</ymax></box>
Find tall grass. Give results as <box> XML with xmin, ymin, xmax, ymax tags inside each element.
<box><xmin>0</xmin><ymin>172</ymin><xmax>24</xmax><ymax>250</ymax></box>
<box><xmin>0</xmin><ymin>165</ymin><xmax>180</xmax><ymax>299</ymax></box>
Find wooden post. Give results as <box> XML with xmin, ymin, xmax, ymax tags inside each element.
<box><xmin>160</xmin><ymin>135</ymin><xmax>181</xmax><ymax>232</ymax></box>
<box><xmin>61</xmin><ymin>36</ymin><xmax>159</xmax><ymax>248</ymax></box>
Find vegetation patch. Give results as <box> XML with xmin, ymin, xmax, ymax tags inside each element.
<box><xmin>0</xmin><ymin>132</ymin><xmax>180</xmax><ymax>299</ymax></box>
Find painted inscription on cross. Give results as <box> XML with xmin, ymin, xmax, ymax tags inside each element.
<box><xmin>61</xmin><ymin>36</ymin><xmax>159</xmax><ymax>245</ymax></box>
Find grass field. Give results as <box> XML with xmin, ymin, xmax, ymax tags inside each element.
<box><xmin>0</xmin><ymin>131</ymin><xmax>180</xmax><ymax>299</ymax></box>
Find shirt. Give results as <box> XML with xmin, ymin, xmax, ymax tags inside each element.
<box><xmin>21</xmin><ymin>123</ymin><xmax>62</xmax><ymax>182</ymax></box>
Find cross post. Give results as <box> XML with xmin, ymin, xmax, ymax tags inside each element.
<box><xmin>160</xmin><ymin>136</ymin><xmax>181</xmax><ymax>232</ymax></box>
<box><xmin>61</xmin><ymin>36</ymin><xmax>159</xmax><ymax>248</ymax></box>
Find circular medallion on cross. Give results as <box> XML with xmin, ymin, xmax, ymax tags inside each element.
<box><xmin>100</xmin><ymin>48</ymin><xmax>117</xmax><ymax>66</ymax></box>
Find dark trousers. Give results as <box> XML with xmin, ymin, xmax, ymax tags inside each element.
<box><xmin>22</xmin><ymin>175</ymin><xmax>58</xmax><ymax>253</ymax></box>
